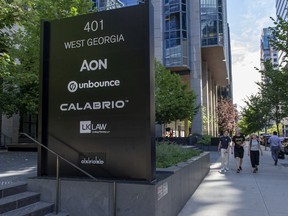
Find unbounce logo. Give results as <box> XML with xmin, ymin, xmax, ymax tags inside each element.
<box><xmin>68</xmin><ymin>81</ymin><xmax>78</xmax><ymax>92</ymax></box>
<box><xmin>67</xmin><ymin>80</ymin><xmax>120</xmax><ymax>93</ymax></box>
<box><xmin>80</xmin><ymin>121</ymin><xmax>110</xmax><ymax>134</ymax></box>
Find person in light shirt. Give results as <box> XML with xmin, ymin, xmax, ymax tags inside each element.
<box><xmin>268</xmin><ymin>131</ymin><xmax>282</xmax><ymax>165</ymax></box>
<box><xmin>248</xmin><ymin>134</ymin><xmax>263</xmax><ymax>173</ymax></box>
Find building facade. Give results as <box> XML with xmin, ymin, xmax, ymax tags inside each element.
<box><xmin>275</xmin><ymin>0</ymin><xmax>288</xmax><ymax>66</ymax></box>
<box><xmin>260</xmin><ymin>28</ymin><xmax>279</xmax><ymax>77</ymax></box>
<box><xmin>275</xmin><ymin>0</ymin><xmax>288</xmax><ymax>136</ymax></box>
<box><xmin>153</xmin><ymin>0</ymin><xmax>232</xmax><ymax>136</ymax></box>
<box><xmin>276</xmin><ymin>0</ymin><xmax>288</xmax><ymax>19</ymax></box>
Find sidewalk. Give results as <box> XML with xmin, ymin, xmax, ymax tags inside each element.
<box><xmin>178</xmin><ymin>145</ymin><xmax>288</xmax><ymax>216</ymax></box>
<box><xmin>0</xmin><ymin>150</ymin><xmax>37</xmax><ymax>185</ymax></box>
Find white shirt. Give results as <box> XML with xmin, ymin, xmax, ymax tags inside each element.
<box><xmin>250</xmin><ymin>139</ymin><xmax>259</xmax><ymax>151</ymax></box>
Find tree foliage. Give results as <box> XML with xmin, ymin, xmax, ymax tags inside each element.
<box><xmin>0</xmin><ymin>0</ymin><xmax>23</xmax><ymax>77</ymax></box>
<box><xmin>155</xmin><ymin>60</ymin><xmax>198</xmax><ymax>124</ymax></box>
<box><xmin>216</xmin><ymin>97</ymin><xmax>238</xmax><ymax>133</ymax></box>
<box><xmin>0</xmin><ymin>0</ymin><xmax>93</xmax><ymax>117</ymax></box>
<box><xmin>270</xmin><ymin>16</ymin><xmax>288</xmax><ymax>64</ymax></box>
<box><xmin>239</xmin><ymin>94</ymin><xmax>271</xmax><ymax>135</ymax></box>
<box><xmin>256</xmin><ymin>61</ymin><xmax>288</xmax><ymax>134</ymax></box>
<box><xmin>240</xmin><ymin>61</ymin><xmax>288</xmax><ymax>135</ymax></box>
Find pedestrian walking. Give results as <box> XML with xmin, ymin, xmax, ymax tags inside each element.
<box><xmin>231</xmin><ymin>129</ymin><xmax>245</xmax><ymax>173</ymax></box>
<box><xmin>218</xmin><ymin>130</ymin><xmax>231</xmax><ymax>173</ymax></box>
<box><xmin>268</xmin><ymin>131</ymin><xmax>282</xmax><ymax>165</ymax></box>
<box><xmin>248</xmin><ymin>134</ymin><xmax>263</xmax><ymax>173</ymax></box>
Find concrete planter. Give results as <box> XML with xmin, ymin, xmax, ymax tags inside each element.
<box><xmin>195</xmin><ymin>143</ymin><xmax>218</xmax><ymax>151</ymax></box>
<box><xmin>28</xmin><ymin>152</ymin><xmax>210</xmax><ymax>216</ymax></box>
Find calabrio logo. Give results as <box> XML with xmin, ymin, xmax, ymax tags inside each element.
<box><xmin>60</xmin><ymin>100</ymin><xmax>128</xmax><ymax>111</ymax></box>
<box><xmin>67</xmin><ymin>80</ymin><xmax>120</xmax><ymax>93</ymax></box>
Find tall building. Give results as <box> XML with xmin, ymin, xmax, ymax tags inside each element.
<box><xmin>92</xmin><ymin>0</ymin><xmax>139</xmax><ymax>10</ymax></box>
<box><xmin>276</xmin><ymin>0</ymin><xmax>288</xmax><ymax>19</ymax></box>
<box><xmin>92</xmin><ymin>0</ymin><xmax>231</xmax><ymax>136</ymax></box>
<box><xmin>275</xmin><ymin>0</ymin><xmax>288</xmax><ymax>136</ymax></box>
<box><xmin>200</xmin><ymin>0</ymin><xmax>232</xmax><ymax>135</ymax></box>
<box><xmin>260</xmin><ymin>28</ymin><xmax>278</xmax><ymax>76</ymax></box>
<box><xmin>92</xmin><ymin>0</ymin><xmax>124</xmax><ymax>10</ymax></box>
<box><xmin>275</xmin><ymin>0</ymin><xmax>288</xmax><ymax>66</ymax></box>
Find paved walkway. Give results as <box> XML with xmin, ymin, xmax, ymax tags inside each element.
<box><xmin>178</xmin><ymin>145</ymin><xmax>288</xmax><ymax>216</ymax></box>
<box><xmin>0</xmin><ymin>150</ymin><xmax>37</xmax><ymax>185</ymax></box>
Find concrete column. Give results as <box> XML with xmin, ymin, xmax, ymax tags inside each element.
<box><xmin>1</xmin><ymin>114</ymin><xmax>19</xmax><ymax>145</ymax></box>
<box><xmin>213</xmin><ymin>84</ymin><xmax>218</xmax><ymax>136</ymax></box>
<box><xmin>189</xmin><ymin>0</ymin><xmax>203</xmax><ymax>135</ymax></box>
<box><xmin>202</xmin><ymin>61</ymin><xmax>209</xmax><ymax>135</ymax></box>
<box><xmin>151</xmin><ymin>0</ymin><xmax>163</xmax><ymax>62</ymax></box>
<box><xmin>208</xmin><ymin>72</ymin><xmax>215</xmax><ymax>136</ymax></box>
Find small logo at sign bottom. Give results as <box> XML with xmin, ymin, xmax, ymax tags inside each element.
<box><xmin>81</xmin><ymin>156</ymin><xmax>105</xmax><ymax>165</ymax></box>
<box><xmin>80</xmin><ymin>121</ymin><xmax>110</xmax><ymax>134</ymax></box>
<box><xmin>80</xmin><ymin>153</ymin><xmax>106</xmax><ymax>165</ymax></box>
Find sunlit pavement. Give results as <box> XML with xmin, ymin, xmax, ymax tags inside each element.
<box><xmin>0</xmin><ymin>150</ymin><xmax>37</xmax><ymax>185</ymax></box>
<box><xmin>178</xmin><ymin>145</ymin><xmax>288</xmax><ymax>216</ymax></box>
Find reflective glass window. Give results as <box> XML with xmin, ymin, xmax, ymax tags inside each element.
<box><xmin>163</xmin><ymin>0</ymin><xmax>188</xmax><ymax>68</ymax></box>
<box><xmin>201</xmin><ymin>0</ymin><xmax>224</xmax><ymax>46</ymax></box>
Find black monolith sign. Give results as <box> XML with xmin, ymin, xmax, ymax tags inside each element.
<box><xmin>39</xmin><ymin>3</ymin><xmax>155</xmax><ymax>181</ymax></box>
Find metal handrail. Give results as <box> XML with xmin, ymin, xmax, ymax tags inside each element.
<box><xmin>20</xmin><ymin>133</ymin><xmax>98</xmax><ymax>214</ymax></box>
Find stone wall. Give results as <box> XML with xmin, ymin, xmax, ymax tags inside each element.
<box><xmin>28</xmin><ymin>152</ymin><xmax>210</xmax><ymax>216</ymax></box>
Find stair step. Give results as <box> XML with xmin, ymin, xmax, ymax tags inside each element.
<box><xmin>0</xmin><ymin>191</ymin><xmax>40</xmax><ymax>213</ymax></box>
<box><xmin>0</xmin><ymin>182</ymin><xmax>27</xmax><ymax>198</ymax></box>
<box><xmin>45</xmin><ymin>211</ymin><xmax>69</xmax><ymax>216</ymax></box>
<box><xmin>1</xmin><ymin>201</ymin><xmax>54</xmax><ymax>216</ymax></box>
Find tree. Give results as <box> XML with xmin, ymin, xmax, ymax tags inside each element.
<box><xmin>216</xmin><ymin>97</ymin><xmax>238</xmax><ymax>133</ymax></box>
<box><xmin>0</xmin><ymin>0</ymin><xmax>23</xmax><ymax>78</ymax></box>
<box><xmin>0</xmin><ymin>0</ymin><xmax>93</xmax><ymax>117</ymax></box>
<box><xmin>270</xmin><ymin>16</ymin><xmax>288</xmax><ymax>64</ymax></box>
<box><xmin>155</xmin><ymin>60</ymin><xmax>198</xmax><ymax>125</ymax></box>
<box><xmin>239</xmin><ymin>94</ymin><xmax>271</xmax><ymax>135</ymax></box>
<box><xmin>256</xmin><ymin>61</ymin><xmax>288</xmax><ymax>134</ymax></box>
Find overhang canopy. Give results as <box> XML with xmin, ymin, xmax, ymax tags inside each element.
<box><xmin>201</xmin><ymin>46</ymin><xmax>228</xmax><ymax>86</ymax></box>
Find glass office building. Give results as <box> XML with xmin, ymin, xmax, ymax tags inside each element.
<box><xmin>92</xmin><ymin>0</ymin><xmax>139</xmax><ymax>10</ymax></box>
<box><xmin>260</xmin><ymin>28</ymin><xmax>278</xmax><ymax>67</ymax></box>
<box><xmin>260</xmin><ymin>28</ymin><xmax>278</xmax><ymax>81</ymax></box>
<box><xmin>276</xmin><ymin>0</ymin><xmax>288</xmax><ymax>20</ymax></box>
<box><xmin>274</xmin><ymin>0</ymin><xmax>288</xmax><ymax>136</ymax></box>
<box><xmin>201</xmin><ymin>0</ymin><xmax>224</xmax><ymax>46</ymax></box>
<box><xmin>275</xmin><ymin>0</ymin><xmax>288</xmax><ymax>66</ymax></box>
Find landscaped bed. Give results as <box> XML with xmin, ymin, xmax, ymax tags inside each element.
<box><xmin>156</xmin><ymin>141</ymin><xmax>201</xmax><ymax>168</ymax></box>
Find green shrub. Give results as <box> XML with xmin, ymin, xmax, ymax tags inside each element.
<box><xmin>156</xmin><ymin>141</ymin><xmax>201</xmax><ymax>168</ymax></box>
<box><xmin>197</xmin><ymin>134</ymin><xmax>212</xmax><ymax>146</ymax></box>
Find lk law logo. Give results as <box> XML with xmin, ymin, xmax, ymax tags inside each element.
<box><xmin>80</xmin><ymin>121</ymin><xmax>110</xmax><ymax>134</ymax></box>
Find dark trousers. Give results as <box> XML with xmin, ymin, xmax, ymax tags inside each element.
<box><xmin>250</xmin><ymin>150</ymin><xmax>259</xmax><ymax>168</ymax></box>
<box><xmin>271</xmin><ymin>146</ymin><xmax>280</xmax><ymax>163</ymax></box>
